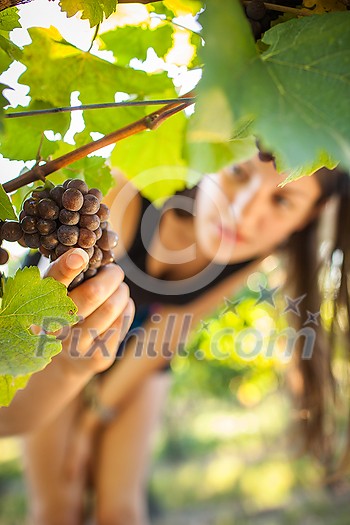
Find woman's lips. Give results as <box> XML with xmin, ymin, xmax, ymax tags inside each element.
<box><xmin>217</xmin><ymin>223</ymin><xmax>246</xmax><ymax>244</ymax></box>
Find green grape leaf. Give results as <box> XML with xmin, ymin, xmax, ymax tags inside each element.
<box><xmin>1</xmin><ymin>100</ymin><xmax>70</xmax><ymax>161</ymax></box>
<box><xmin>0</xmin><ymin>7</ymin><xmax>21</xmax><ymax>31</ymax></box>
<box><xmin>61</xmin><ymin>156</ymin><xmax>115</xmax><ymax>196</ymax></box>
<box><xmin>195</xmin><ymin>3</ymin><xmax>350</xmax><ymax>179</ymax></box>
<box><xmin>0</xmin><ymin>266</ymin><xmax>78</xmax><ymax>406</ymax></box>
<box><xmin>100</xmin><ymin>24</ymin><xmax>174</xmax><ymax>66</ymax></box>
<box><xmin>59</xmin><ymin>0</ymin><xmax>117</xmax><ymax>27</ymax></box>
<box><xmin>163</xmin><ymin>0</ymin><xmax>202</xmax><ymax>16</ymax></box>
<box><xmin>19</xmin><ymin>27</ymin><xmax>173</xmax><ymax>136</ymax></box>
<box><xmin>0</xmin><ymin>33</ymin><xmax>22</xmax><ymax>73</ymax></box>
<box><xmin>0</xmin><ymin>374</ymin><xmax>31</xmax><ymax>407</ymax></box>
<box><xmin>111</xmin><ymin>111</ymin><xmax>195</xmax><ymax>202</ymax></box>
<box><xmin>0</xmin><ymin>183</ymin><xmax>17</xmax><ymax>220</ymax></box>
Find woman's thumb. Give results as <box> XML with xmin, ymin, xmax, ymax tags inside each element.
<box><xmin>43</xmin><ymin>248</ymin><xmax>89</xmax><ymax>288</ymax></box>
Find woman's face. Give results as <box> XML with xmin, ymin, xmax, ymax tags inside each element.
<box><xmin>194</xmin><ymin>154</ymin><xmax>322</xmax><ymax>264</ymax></box>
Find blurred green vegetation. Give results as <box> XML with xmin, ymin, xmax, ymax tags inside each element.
<box><xmin>1</xmin><ymin>268</ymin><xmax>350</xmax><ymax>524</ymax></box>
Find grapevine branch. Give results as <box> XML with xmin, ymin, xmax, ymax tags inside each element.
<box><xmin>4</xmin><ymin>98</ymin><xmax>196</xmax><ymax>119</ymax></box>
<box><xmin>3</xmin><ymin>92</ymin><xmax>195</xmax><ymax>194</ymax></box>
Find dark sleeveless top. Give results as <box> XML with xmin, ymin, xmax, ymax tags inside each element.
<box><xmin>117</xmin><ymin>193</ymin><xmax>255</xmax><ymax>311</ymax></box>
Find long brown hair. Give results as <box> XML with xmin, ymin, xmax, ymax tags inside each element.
<box><xmin>285</xmin><ymin>166</ymin><xmax>350</xmax><ymax>477</ymax></box>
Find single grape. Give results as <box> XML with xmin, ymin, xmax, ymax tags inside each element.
<box><xmin>80</xmin><ymin>194</ymin><xmax>100</xmax><ymax>215</ymax></box>
<box><xmin>24</xmin><ymin>198</ymin><xmax>39</xmax><ymax>217</ymax></box>
<box><xmin>21</xmin><ymin>216</ymin><xmax>38</xmax><ymax>234</ymax></box>
<box><xmin>97</xmin><ymin>203</ymin><xmax>110</xmax><ymax>222</ymax></box>
<box><xmin>79</xmin><ymin>214</ymin><xmax>100</xmax><ymax>231</ymax></box>
<box><xmin>101</xmin><ymin>249</ymin><xmax>115</xmax><ymax>266</ymax></box>
<box><xmin>248</xmin><ymin>19</ymin><xmax>262</xmax><ymax>39</ymax></box>
<box><xmin>49</xmin><ymin>185</ymin><xmax>65</xmax><ymax>207</ymax></box>
<box><xmin>84</xmin><ymin>268</ymin><xmax>97</xmax><ymax>279</ymax></box>
<box><xmin>59</xmin><ymin>209</ymin><xmax>80</xmax><ymax>226</ymax></box>
<box><xmin>100</xmin><ymin>221</ymin><xmax>109</xmax><ymax>230</ymax></box>
<box><xmin>67</xmin><ymin>179</ymin><xmax>88</xmax><ymax>195</ymax></box>
<box><xmin>41</xmin><ymin>232</ymin><xmax>59</xmax><ymax>250</ymax></box>
<box><xmin>24</xmin><ymin>232</ymin><xmax>41</xmax><ymax>248</ymax></box>
<box><xmin>17</xmin><ymin>236</ymin><xmax>28</xmax><ymax>248</ymax></box>
<box><xmin>68</xmin><ymin>272</ymin><xmax>85</xmax><ymax>291</ymax></box>
<box><xmin>2</xmin><ymin>221</ymin><xmax>23</xmax><ymax>242</ymax></box>
<box><xmin>97</xmin><ymin>230</ymin><xmax>118</xmax><ymax>251</ymax></box>
<box><xmin>94</xmin><ymin>227</ymin><xmax>102</xmax><ymax>241</ymax></box>
<box><xmin>78</xmin><ymin>228</ymin><xmax>96</xmax><ymax>249</ymax></box>
<box><xmin>246</xmin><ymin>0</ymin><xmax>266</xmax><ymax>20</ymax></box>
<box><xmin>55</xmin><ymin>243</ymin><xmax>72</xmax><ymax>257</ymax></box>
<box><xmin>32</xmin><ymin>188</ymin><xmax>51</xmax><ymax>200</ymax></box>
<box><xmin>57</xmin><ymin>225</ymin><xmax>79</xmax><ymax>246</ymax></box>
<box><xmin>88</xmin><ymin>188</ymin><xmax>103</xmax><ymax>202</ymax></box>
<box><xmin>38</xmin><ymin>198</ymin><xmax>60</xmax><ymax>220</ymax></box>
<box><xmin>63</xmin><ymin>179</ymin><xmax>73</xmax><ymax>189</ymax></box>
<box><xmin>0</xmin><ymin>247</ymin><xmax>9</xmax><ymax>265</ymax></box>
<box><xmin>62</xmin><ymin>188</ymin><xmax>84</xmax><ymax>212</ymax></box>
<box><xmin>89</xmin><ymin>246</ymin><xmax>103</xmax><ymax>269</ymax></box>
<box><xmin>37</xmin><ymin>219</ymin><xmax>56</xmax><ymax>236</ymax></box>
<box><xmin>39</xmin><ymin>246</ymin><xmax>52</xmax><ymax>258</ymax></box>
<box><xmin>19</xmin><ymin>209</ymin><xmax>26</xmax><ymax>221</ymax></box>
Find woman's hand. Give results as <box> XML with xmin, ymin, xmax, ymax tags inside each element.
<box><xmin>44</xmin><ymin>248</ymin><xmax>135</xmax><ymax>376</ymax></box>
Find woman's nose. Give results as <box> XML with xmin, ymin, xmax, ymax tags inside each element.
<box><xmin>230</xmin><ymin>176</ymin><xmax>262</xmax><ymax>223</ymax></box>
<box><xmin>231</xmin><ymin>189</ymin><xmax>268</xmax><ymax>231</ymax></box>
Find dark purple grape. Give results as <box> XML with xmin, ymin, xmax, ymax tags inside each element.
<box><xmin>84</xmin><ymin>268</ymin><xmax>97</xmax><ymax>279</ymax></box>
<box><xmin>0</xmin><ymin>247</ymin><xmax>9</xmax><ymax>265</ymax></box>
<box><xmin>97</xmin><ymin>203</ymin><xmax>110</xmax><ymax>222</ymax></box>
<box><xmin>68</xmin><ymin>272</ymin><xmax>85</xmax><ymax>291</ymax></box>
<box><xmin>37</xmin><ymin>219</ymin><xmax>56</xmax><ymax>235</ymax></box>
<box><xmin>246</xmin><ymin>0</ymin><xmax>266</xmax><ymax>20</ymax></box>
<box><xmin>80</xmin><ymin>194</ymin><xmax>100</xmax><ymax>215</ymax></box>
<box><xmin>79</xmin><ymin>214</ymin><xmax>100</xmax><ymax>231</ymax></box>
<box><xmin>55</xmin><ymin>243</ymin><xmax>72</xmax><ymax>257</ymax></box>
<box><xmin>24</xmin><ymin>198</ymin><xmax>39</xmax><ymax>216</ymax></box>
<box><xmin>78</xmin><ymin>228</ymin><xmax>96</xmax><ymax>249</ymax></box>
<box><xmin>62</xmin><ymin>188</ymin><xmax>84</xmax><ymax>212</ymax></box>
<box><xmin>49</xmin><ymin>185</ymin><xmax>65</xmax><ymax>207</ymax></box>
<box><xmin>21</xmin><ymin>216</ymin><xmax>37</xmax><ymax>234</ymax></box>
<box><xmin>41</xmin><ymin>232</ymin><xmax>59</xmax><ymax>250</ymax></box>
<box><xmin>88</xmin><ymin>188</ymin><xmax>103</xmax><ymax>202</ymax></box>
<box><xmin>67</xmin><ymin>179</ymin><xmax>88</xmax><ymax>195</ymax></box>
<box><xmin>1</xmin><ymin>221</ymin><xmax>23</xmax><ymax>242</ymax></box>
<box><xmin>101</xmin><ymin>250</ymin><xmax>115</xmax><ymax>266</ymax></box>
<box><xmin>39</xmin><ymin>246</ymin><xmax>52</xmax><ymax>258</ymax></box>
<box><xmin>59</xmin><ymin>209</ymin><xmax>80</xmax><ymax>226</ymax></box>
<box><xmin>97</xmin><ymin>230</ymin><xmax>118</xmax><ymax>251</ymax></box>
<box><xmin>32</xmin><ymin>188</ymin><xmax>51</xmax><ymax>200</ymax></box>
<box><xmin>249</xmin><ymin>19</ymin><xmax>262</xmax><ymax>39</ymax></box>
<box><xmin>89</xmin><ymin>246</ymin><xmax>103</xmax><ymax>269</ymax></box>
<box><xmin>100</xmin><ymin>221</ymin><xmax>108</xmax><ymax>230</ymax></box>
<box><xmin>57</xmin><ymin>225</ymin><xmax>79</xmax><ymax>246</ymax></box>
<box><xmin>63</xmin><ymin>179</ymin><xmax>73</xmax><ymax>189</ymax></box>
<box><xmin>19</xmin><ymin>209</ymin><xmax>26</xmax><ymax>221</ymax></box>
<box><xmin>18</xmin><ymin>236</ymin><xmax>28</xmax><ymax>248</ymax></box>
<box><xmin>38</xmin><ymin>199</ymin><xmax>59</xmax><ymax>220</ymax></box>
<box><xmin>24</xmin><ymin>232</ymin><xmax>41</xmax><ymax>248</ymax></box>
<box><xmin>94</xmin><ymin>227</ymin><xmax>102</xmax><ymax>241</ymax></box>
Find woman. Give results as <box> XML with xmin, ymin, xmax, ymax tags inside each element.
<box><xmin>7</xmin><ymin>151</ymin><xmax>350</xmax><ymax>524</ymax></box>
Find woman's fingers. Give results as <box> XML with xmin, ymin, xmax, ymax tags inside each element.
<box><xmin>70</xmin><ymin>282</ymin><xmax>130</xmax><ymax>350</ymax></box>
<box><xmin>68</xmin><ymin>264</ymin><xmax>125</xmax><ymax>319</ymax></box>
<box><xmin>43</xmin><ymin>248</ymin><xmax>89</xmax><ymax>287</ymax></box>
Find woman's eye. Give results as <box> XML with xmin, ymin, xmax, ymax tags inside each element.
<box><xmin>224</xmin><ymin>165</ymin><xmax>250</xmax><ymax>183</ymax></box>
<box><xmin>273</xmin><ymin>194</ymin><xmax>291</xmax><ymax>208</ymax></box>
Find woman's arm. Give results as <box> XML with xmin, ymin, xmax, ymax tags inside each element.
<box><xmin>93</xmin><ymin>259</ymin><xmax>262</xmax><ymax>418</ymax></box>
<box><xmin>0</xmin><ymin>249</ymin><xmax>134</xmax><ymax>436</ymax></box>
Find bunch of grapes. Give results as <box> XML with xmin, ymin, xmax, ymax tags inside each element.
<box><xmin>0</xmin><ymin>179</ymin><xmax>118</xmax><ymax>290</ymax></box>
<box><xmin>244</xmin><ymin>0</ymin><xmax>302</xmax><ymax>41</ymax></box>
